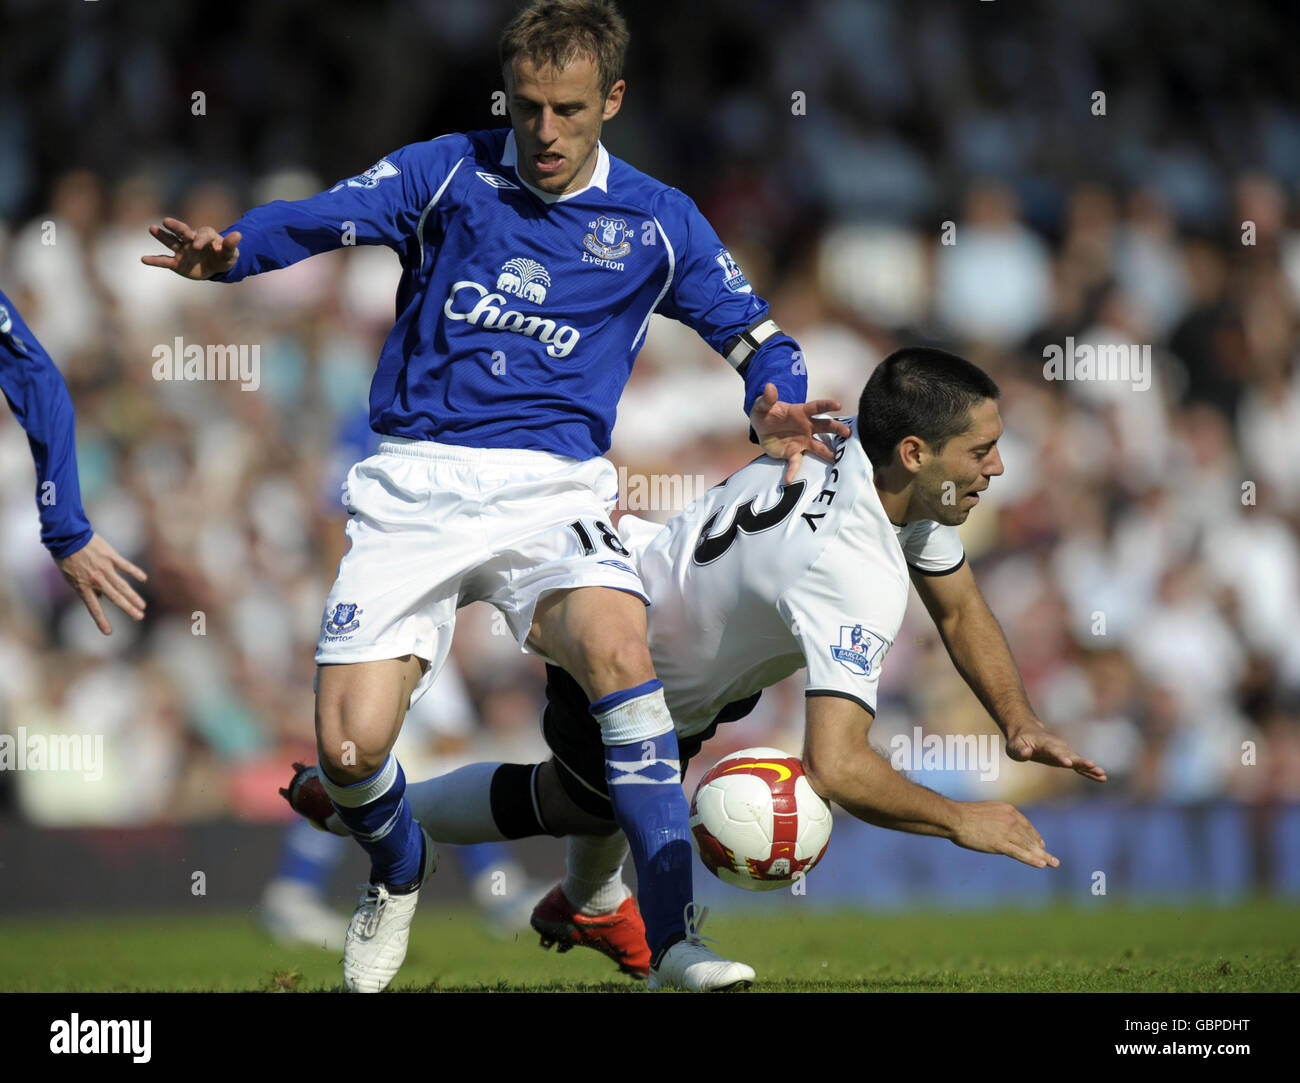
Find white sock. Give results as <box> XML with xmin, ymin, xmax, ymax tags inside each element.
<box><xmin>563</xmin><ymin>831</ymin><xmax>631</xmax><ymax>915</ymax></box>
<box><xmin>404</xmin><ymin>763</ymin><xmax>508</xmax><ymax>843</ymax></box>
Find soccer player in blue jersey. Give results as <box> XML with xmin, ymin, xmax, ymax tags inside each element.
<box><xmin>144</xmin><ymin>0</ymin><xmax>847</xmax><ymax>991</ymax></box>
<box><xmin>0</xmin><ymin>289</ymin><xmax>148</xmax><ymax>634</ymax></box>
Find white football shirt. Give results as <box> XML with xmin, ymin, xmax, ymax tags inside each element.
<box><xmin>628</xmin><ymin>417</ymin><xmax>965</xmax><ymax>737</ymax></box>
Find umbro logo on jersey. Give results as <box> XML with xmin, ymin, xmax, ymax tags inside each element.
<box><xmin>830</xmin><ymin>623</ymin><xmax>885</xmax><ymax>677</ymax></box>
<box><xmin>476</xmin><ymin>171</ymin><xmax>520</xmax><ymax>190</ymax></box>
<box><xmin>496</xmin><ymin>257</ymin><xmax>551</xmax><ymax>304</ymax></box>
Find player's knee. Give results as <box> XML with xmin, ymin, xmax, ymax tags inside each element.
<box><xmin>314</xmin><ymin>705</ymin><xmax>391</xmax><ymax>783</ymax></box>
<box><xmin>316</xmin><ymin>741</ymin><xmax>388</xmax><ymax>784</ymax></box>
<box><xmin>575</xmin><ymin>631</ymin><xmax>654</xmax><ymax>697</ymax></box>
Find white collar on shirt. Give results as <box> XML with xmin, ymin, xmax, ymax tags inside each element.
<box><xmin>502</xmin><ymin>129</ymin><xmax>610</xmax><ymax>203</ymax></box>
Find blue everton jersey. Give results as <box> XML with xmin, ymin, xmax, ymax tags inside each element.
<box><xmin>0</xmin><ymin>288</ymin><xmax>94</xmax><ymax>559</ymax></box>
<box><xmin>215</xmin><ymin>129</ymin><xmax>806</xmax><ymax>459</ymax></box>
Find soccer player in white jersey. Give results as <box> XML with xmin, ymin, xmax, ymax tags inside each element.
<box><xmin>143</xmin><ymin>0</ymin><xmax>846</xmax><ymax>992</ymax></box>
<box><xmin>284</xmin><ymin>346</ymin><xmax>1107</xmax><ymax>986</ymax></box>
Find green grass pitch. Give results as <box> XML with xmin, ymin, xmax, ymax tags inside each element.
<box><xmin>2</xmin><ymin>901</ymin><xmax>1297</xmax><ymax>992</ymax></box>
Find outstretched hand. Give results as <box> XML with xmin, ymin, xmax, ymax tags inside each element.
<box><xmin>142</xmin><ymin>217</ymin><xmax>241</xmax><ymax>280</ymax></box>
<box><xmin>1006</xmin><ymin>725</ymin><xmax>1107</xmax><ymax>782</ymax></box>
<box><xmin>952</xmin><ymin>800</ymin><xmax>1060</xmax><ymax>869</ymax></box>
<box><xmin>749</xmin><ymin>384</ymin><xmax>853</xmax><ymax>484</ymax></box>
<box><xmin>56</xmin><ymin>533</ymin><xmax>147</xmax><ymax>635</ymax></box>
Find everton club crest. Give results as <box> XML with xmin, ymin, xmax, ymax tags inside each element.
<box><xmin>583</xmin><ymin>216</ymin><xmax>632</xmax><ymax>261</ymax></box>
<box><xmin>323</xmin><ymin>602</ymin><xmax>363</xmax><ymax>638</ymax></box>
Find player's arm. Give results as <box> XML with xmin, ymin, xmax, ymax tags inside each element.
<box><xmin>801</xmin><ymin>694</ymin><xmax>1058</xmax><ymax>868</ymax></box>
<box><xmin>652</xmin><ymin>190</ymin><xmax>848</xmax><ymax>481</ymax></box>
<box><xmin>909</xmin><ymin>561</ymin><xmax>1106</xmax><ymax>782</ymax></box>
<box><xmin>0</xmin><ymin>291</ymin><xmax>146</xmax><ymax>632</ymax></box>
<box><xmin>144</xmin><ymin>138</ymin><xmax>463</xmax><ymax>282</ymax></box>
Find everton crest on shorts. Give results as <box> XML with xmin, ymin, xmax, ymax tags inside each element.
<box><xmin>322</xmin><ymin>603</ymin><xmax>363</xmax><ymax>640</ymax></box>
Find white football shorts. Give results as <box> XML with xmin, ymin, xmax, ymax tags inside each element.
<box><xmin>314</xmin><ymin>437</ymin><xmax>648</xmax><ymax>708</ymax></box>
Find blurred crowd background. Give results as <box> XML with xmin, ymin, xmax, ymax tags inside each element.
<box><xmin>2</xmin><ymin>0</ymin><xmax>1299</xmax><ymax>827</ymax></box>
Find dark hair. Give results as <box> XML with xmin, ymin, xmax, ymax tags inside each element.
<box><xmin>499</xmin><ymin>1</ymin><xmax>629</xmax><ymax>99</ymax></box>
<box><xmin>857</xmin><ymin>347</ymin><xmax>1000</xmax><ymax>467</ymax></box>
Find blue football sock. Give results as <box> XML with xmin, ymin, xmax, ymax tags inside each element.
<box><xmin>275</xmin><ymin>817</ymin><xmax>347</xmax><ymax>891</ymax></box>
<box><xmin>591</xmin><ymin>680</ymin><xmax>692</xmax><ymax>954</ymax></box>
<box><xmin>319</xmin><ymin>756</ymin><xmax>425</xmax><ymax>889</ymax></box>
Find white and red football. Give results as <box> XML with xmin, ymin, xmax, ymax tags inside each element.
<box><xmin>689</xmin><ymin>747</ymin><xmax>833</xmax><ymax>891</ymax></box>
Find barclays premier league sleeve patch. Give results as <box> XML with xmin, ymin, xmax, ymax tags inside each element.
<box><xmin>714</xmin><ymin>248</ymin><xmax>751</xmax><ymax>294</ymax></box>
<box><xmin>330</xmin><ymin>158</ymin><xmax>401</xmax><ymax>192</ymax></box>
<box><xmin>830</xmin><ymin>623</ymin><xmax>886</xmax><ymax>677</ymax></box>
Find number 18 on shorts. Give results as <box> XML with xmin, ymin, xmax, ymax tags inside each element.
<box><xmin>315</xmin><ymin>437</ymin><xmax>648</xmax><ymax>708</ymax></box>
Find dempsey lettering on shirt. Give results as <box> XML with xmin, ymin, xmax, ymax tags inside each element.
<box><xmin>801</xmin><ymin>430</ymin><xmax>850</xmax><ymax>532</ymax></box>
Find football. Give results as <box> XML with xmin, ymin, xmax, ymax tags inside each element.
<box><xmin>689</xmin><ymin>747</ymin><xmax>833</xmax><ymax>891</ymax></box>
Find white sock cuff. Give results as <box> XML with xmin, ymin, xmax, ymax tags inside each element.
<box><xmin>320</xmin><ymin>755</ymin><xmax>398</xmax><ymax>808</ymax></box>
<box><xmin>592</xmin><ymin>685</ymin><xmax>673</xmax><ymax>746</ymax></box>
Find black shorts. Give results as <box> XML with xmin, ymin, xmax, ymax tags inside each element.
<box><xmin>541</xmin><ymin>663</ymin><xmax>762</xmax><ymax>821</ymax></box>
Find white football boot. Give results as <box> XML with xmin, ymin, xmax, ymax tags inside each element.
<box><xmin>343</xmin><ymin>825</ymin><xmax>437</xmax><ymax>993</ymax></box>
<box><xmin>647</xmin><ymin>903</ymin><xmax>755</xmax><ymax>991</ymax></box>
